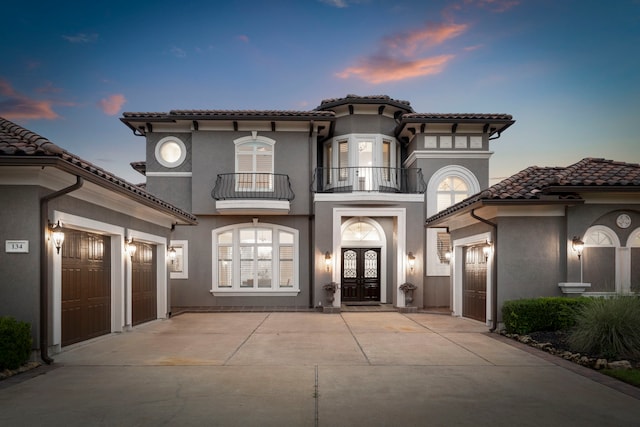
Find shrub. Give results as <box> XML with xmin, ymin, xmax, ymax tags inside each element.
<box><xmin>568</xmin><ymin>296</ymin><xmax>640</xmax><ymax>360</ymax></box>
<box><xmin>0</xmin><ymin>316</ymin><xmax>32</xmax><ymax>370</ymax></box>
<box><xmin>502</xmin><ymin>297</ymin><xmax>591</xmax><ymax>334</ymax></box>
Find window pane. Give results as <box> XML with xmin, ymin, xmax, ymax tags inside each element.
<box><xmin>257</xmin><ymin>229</ymin><xmax>272</xmax><ymax>243</ymax></box>
<box><xmin>240</xmin><ymin>229</ymin><xmax>255</xmax><ymax>243</ymax></box>
<box><xmin>382</xmin><ymin>141</ymin><xmax>391</xmax><ymax>180</ymax></box>
<box><xmin>437</xmin><ymin>194</ymin><xmax>451</xmax><ymax>212</ymax></box>
<box><xmin>339</xmin><ymin>141</ymin><xmax>348</xmax><ymax>180</ymax></box>
<box><xmin>218</xmin><ymin>246</ymin><xmax>233</xmax><ymax>287</ymax></box>
<box><xmin>237</xmin><ymin>154</ymin><xmax>253</xmax><ymax>173</ymax></box>
<box><xmin>437</xmin><ymin>232</ymin><xmax>451</xmax><ymax>263</ymax></box>
<box><xmin>218</xmin><ymin>231</ymin><xmax>233</xmax><ymax>244</ymax></box>
<box><xmin>280</xmin><ymin>246</ymin><xmax>293</xmax><ymax>288</ymax></box>
<box><xmin>257</xmin><ymin>260</ymin><xmax>272</xmax><ymax>287</ymax></box>
<box><xmin>280</xmin><ymin>231</ymin><xmax>293</xmax><ymax>244</ymax></box>
<box><xmin>452</xmin><ymin>177</ymin><xmax>468</xmax><ymax>192</ymax></box>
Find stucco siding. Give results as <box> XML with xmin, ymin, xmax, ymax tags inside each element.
<box><xmin>497</xmin><ymin>216</ymin><xmax>565</xmax><ymax>307</ymax></box>
<box><xmin>0</xmin><ymin>185</ymin><xmax>41</xmax><ymax>344</ymax></box>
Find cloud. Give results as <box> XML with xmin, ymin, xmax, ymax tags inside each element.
<box><xmin>319</xmin><ymin>0</ymin><xmax>349</xmax><ymax>7</ymax></box>
<box><xmin>237</xmin><ymin>35</ymin><xmax>250</xmax><ymax>43</ymax></box>
<box><xmin>336</xmin><ymin>54</ymin><xmax>455</xmax><ymax>84</ymax></box>
<box><xmin>169</xmin><ymin>46</ymin><xmax>187</xmax><ymax>58</ymax></box>
<box><xmin>97</xmin><ymin>94</ymin><xmax>126</xmax><ymax>115</ymax></box>
<box><xmin>0</xmin><ymin>78</ymin><xmax>59</xmax><ymax>120</ymax></box>
<box><xmin>336</xmin><ymin>22</ymin><xmax>466</xmax><ymax>83</ymax></box>
<box><xmin>475</xmin><ymin>0</ymin><xmax>519</xmax><ymax>13</ymax></box>
<box><xmin>62</xmin><ymin>33</ymin><xmax>99</xmax><ymax>43</ymax></box>
<box><xmin>383</xmin><ymin>22</ymin><xmax>467</xmax><ymax>56</ymax></box>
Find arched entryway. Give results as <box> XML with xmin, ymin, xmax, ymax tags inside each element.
<box><xmin>340</xmin><ymin>217</ymin><xmax>386</xmax><ymax>303</ymax></box>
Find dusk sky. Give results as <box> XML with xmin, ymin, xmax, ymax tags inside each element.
<box><xmin>1</xmin><ymin>0</ymin><xmax>639</xmax><ymax>185</ymax></box>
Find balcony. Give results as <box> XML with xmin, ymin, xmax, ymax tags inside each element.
<box><xmin>312</xmin><ymin>167</ymin><xmax>427</xmax><ymax>194</ymax></box>
<box><xmin>212</xmin><ymin>173</ymin><xmax>295</xmax><ymax>214</ymax></box>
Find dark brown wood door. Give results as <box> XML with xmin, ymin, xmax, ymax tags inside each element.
<box><xmin>61</xmin><ymin>230</ymin><xmax>111</xmax><ymax>346</ymax></box>
<box><xmin>341</xmin><ymin>248</ymin><xmax>381</xmax><ymax>302</ymax></box>
<box><xmin>132</xmin><ymin>242</ymin><xmax>157</xmax><ymax>326</ymax></box>
<box><xmin>463</xmin><ymin>245</ymin><xmax>486</xmax><ymax>322</ymax></box>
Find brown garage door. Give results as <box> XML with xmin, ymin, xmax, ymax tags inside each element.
<box><xmin>463</xmin><ymin>245</ymin><xmax>486</xmax><ymax>322</ymax></box>
<box><xmin>61</xmin><ymin>230</ymin><xmax>111</xmax><ymax>346</ymax></box>
<box><xmin>132</xmin><ymin>242</ymin><xmax>157</xmax><ymax>326</ymax></box>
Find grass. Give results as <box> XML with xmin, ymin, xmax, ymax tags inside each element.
<box><xmin>601</xmin><ymin>368</ymin><xmax>640</xmax><ymax>388</ymax></box>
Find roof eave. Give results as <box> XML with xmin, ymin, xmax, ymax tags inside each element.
<box><xmin>0</xmin><ymin>156</ymin><xmax>197</xmax><ymax>225</ymax></box>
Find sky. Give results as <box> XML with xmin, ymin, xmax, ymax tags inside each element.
<box><xmin>1</xmin><ymin>0</ymin><xmax>639</xmax><ymax>185</ymax></box>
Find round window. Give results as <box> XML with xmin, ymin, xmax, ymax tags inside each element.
<box><xmin>155</xmin><ymin>137</ymin><xmax>186</xmax><ymax>168</ymax></box>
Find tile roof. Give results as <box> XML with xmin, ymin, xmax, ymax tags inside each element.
<box><xmin>122</xmin><ymin>110</ymin><xmax>335</xmax><ymax>120</ymax></box>
<box><xmin>426</xmin><ymin>158</ymin><xmax>640</xmax><ymax>225</ymax></box>
<box><xmin>316</xmin><ymin>94</ymin><xmax>414</xmax><ymax>112</ymax></box>
<box><xmin>0</xmin><ymin>117</ymin><xmax>197</xmax><ymax>224</ymax></box>
<box><xmin>402</xmin><ymin>113</ymin><xmax>514</xmax><ymax>121</ymax></box>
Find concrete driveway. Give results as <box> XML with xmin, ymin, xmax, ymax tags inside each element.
<box><xmin>1</xmin><ymin>312</ymin><xmax>639</xmax><ymax>426</ymax></box>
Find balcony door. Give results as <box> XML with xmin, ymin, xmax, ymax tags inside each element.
<box><xmin>356</xmin><ymin>141</ymin><xmax>373</xmax><ymax>191</ymax></box>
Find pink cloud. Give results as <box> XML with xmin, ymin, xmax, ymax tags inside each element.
<box><xmin>336</xmin><ymin>21</ymin><xmax>466</xmax><ymax>84</ymax></box>
<box><xmin>237</xmin><ymin>35</ymin><xmax>250</xmax><ymax>43</ymax></box>
<box><xmin>336</xmin><ymin>54</ymin><xmax>455</xmax><ymax>84</ymax></box>
<box><xmin>384</xmin><ymin>22</ymin><xmax>468</xmax><ymax>56</ymax></box>
<box><xmin>0</xmin><ymin>78</ymin><xmax>59</xmax><ymax>120</ymax></box>
<box><xmin>97</xmin><ymin>94</ymin><xmax>126</xmax><ymax>115</ymax></box>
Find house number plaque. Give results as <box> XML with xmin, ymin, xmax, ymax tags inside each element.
<box><xmin>5</xmin><ymin>240</ymin><xmax>29</xmax><ymax>253</ymax></box>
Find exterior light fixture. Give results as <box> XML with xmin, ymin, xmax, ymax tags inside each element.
<box><xmin>445</xmin><ymin>251</ymin><xmax>452</xmax><ymax>262</ymax></box>
<box><xmin>50</xmin><ymin>220</ymin><xmax>64</xmax><ymax>254</ymax></box>
<box><xmin>572</xmin><ymin>236</ymin><xmax>585</xmax><ymax>283</ymax></box>
<box><xmin>168</xmin><ymin>246</ymin><xmax>177</xmax><ymax>264</ymax></box>
<box><xmin>324</xmin><ymin>251</ymin><xmax>332</xmax><ymax>272</ymax></box>
<box><xmin>571</xmin><ymin>237</ymin><xmax>584</xmax><ymax>260</ymax></box>
<box><xmin>483</xmin><ymin>240</ymin><xmax>492</xmax><ymax>261</ymax></box>
<box><xmin>126</xmin><ymin>238</ymin><xmax>137</xmax><ymax>258</ymax></box>
<box><xmin>407</xmin><ymin>252</ymin><xmax>416</xmax><ymax>272</ymax></box>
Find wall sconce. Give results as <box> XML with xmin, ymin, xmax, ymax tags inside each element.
<box><xmin>572</xmin><ymin>236</ymin><xmax>585</xmax><ymax>283</ymax></box>
<box><xmin>483</xmin><ymin>240</ymin><xmax>492</xmax><ymax>261</ymax></box>
<box><xmin>168</xmin><ymin>246</ymin><xmax>177</xmax><ymax>264</ymax></box>
<box><xmin>571</xmin><ymin>237</ymin><xmax>584</xmax><ymax>260</ymax></box>
<box><xmin>126</xmin><ymin>238</ymin><xmax>137</xmax><ymax>258</ymax></box>
<box><xmin>324</xmin><ymin>251</ymin><xmax>332</xmax><ymax>272</ymax></box>
<box><xmin>50</xmin><ymin>220</ymin><xmax>64</xmax><ymax>254</ymax></box>
<box><xmin>407</xmin><ymin>252</ymin><xmax>415</xmax><ymax>272</ymax></box>
<box><xmin>445</xmin><ymin>250</ymin><xmax>452</xmax><ymax>262</ymax></box>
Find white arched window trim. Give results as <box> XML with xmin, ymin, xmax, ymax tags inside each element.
<box><xmin>581</xmin><ymin>225</ymin><xmax>624</xmax><ymax>294</ymax></box>
<box><xmin>211</xmin><ymin>222</ymin><xmax>299</xmax><ymax>296</ymax></box>
<box><xmin>625</xmin><ymin>227</ymin><xmax>640</xmax><ymax>248</ymax></box>
<box><xmin>426</xmin><ymin>166</ymin><xmax>480</xmax><ymax>276</ymax></box>
<box><xmin>234</xmin><ymin>135</ymin><xmax>276</xmax><ymax>192</ymax></box>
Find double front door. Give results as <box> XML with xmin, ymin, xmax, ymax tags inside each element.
<box><xmin>341</xmin><ymin>248</ymin><xmax>381</xmax><ymax>302</ymax></box>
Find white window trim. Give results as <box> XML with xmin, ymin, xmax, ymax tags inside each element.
<box><xmin>234</xmin><ymin>135</ymin><xmax>275</xmax><ymax>192</ymax></box>
<box><xmin>211</xmin><ymin>222</ymin><xmax>300</xmax><ymax>296</ymax></box>
<box><xmin>155</xmin><ymin>136</ymin><xmax>187</xmax><ymax>168</ymax></box>
<box><xmin>169</xmin><ymin>240</ymin><xmax>189</xmax><ymax>279</ymax></box>
<box><xmin>426</xmin><ymin>166</ymin><xmax>480</xmax><ymax>276</ymax></box>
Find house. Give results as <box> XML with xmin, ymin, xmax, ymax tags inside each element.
<box><xmin>425</xmin><ymin>158</ymin><xmax>640</xmax><ymax>330</ymax></box>
<box><xmin>0</xmin><ymin>117</ymin><xmax>196</xmax><ymax>360</ymax></box>
<box><xmin>119</xmin><ymin>94</ymin><xmax>514</xmax><ymax>314</ymax></box>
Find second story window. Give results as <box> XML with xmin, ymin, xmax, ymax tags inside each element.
<box><xmin>235</xmin><ymin>136</ymin><xmax>275</xmax><ymax>191</ymax></box>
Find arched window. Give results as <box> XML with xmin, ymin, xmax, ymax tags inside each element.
<box><xmin>212</xmin><ymin>222</ymin><xmax>298</xmax><ymax>295</ymax></box>
<box><xmin>427</xmin><ymin>166</ymin><xmax>480</xmax><ymax>276</ymax></box>
<box><xmin>234</xmin><ymin>136</ymin><xmax>275</xmax><ymax>191</ymax></box>
<box><xmin>437</xmin><ymin>176</ymin><xmax>470</xmax><ymax>213</ymax></box>
<box><xmin>342</xmin><ymin>220</ymin><xmax>382</xmax><ymax>242</ymax></box>
<box><xmin>627</xmin><ymin>228</ymin><xmax>640</xmax><ymax>293</ymax></box>
<box><xmin>582</xmin><ymin>226</ymin><xmax>619</xmax><ymax>293</ymax></box>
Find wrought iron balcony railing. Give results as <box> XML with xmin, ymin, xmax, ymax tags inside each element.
<box><xmin>212</xmin><ymin>173</ymin><xmax>295</xmax><ymax>201</ymax></box>
<box><xmin>311</xmin><ymin>167</ymin><xmax>427</xmax><ymax>194</ymax></box>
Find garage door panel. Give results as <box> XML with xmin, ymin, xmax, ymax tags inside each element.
<box><xmin>132</xmin><ymin>242</ymin><xmax>157</xmax><ymax>326</ymax></box>
<box><xmin>61</xmin><ymin>230</ymin><xmax>111</xmax><ymax>347</ymax></box>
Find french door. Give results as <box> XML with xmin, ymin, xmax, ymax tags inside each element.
<box><xmin>341</xmin><ymin>248</ymin><xmax>381</xmax><ymax>302</ymax></box>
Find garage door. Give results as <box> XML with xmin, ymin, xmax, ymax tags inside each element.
<box><xmin>132</xmin><ymin>242</ymin><xmax>157</xmax><ymax>326</ymax></box>
<box><xmin>61</xmin><ymin>230</ymin><xmax>111</xmax><ymax>346</ymax></box>
<box><xmin>463</xmin><ymin>245</ymin><xmax>486</xmax><ymax>322</ymax></box>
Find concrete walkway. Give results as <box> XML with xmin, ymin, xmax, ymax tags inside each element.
<box><xmin>1</xmin><ymin>312</ymin><xmax>639</xmax><ymax>426</ymax></box>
